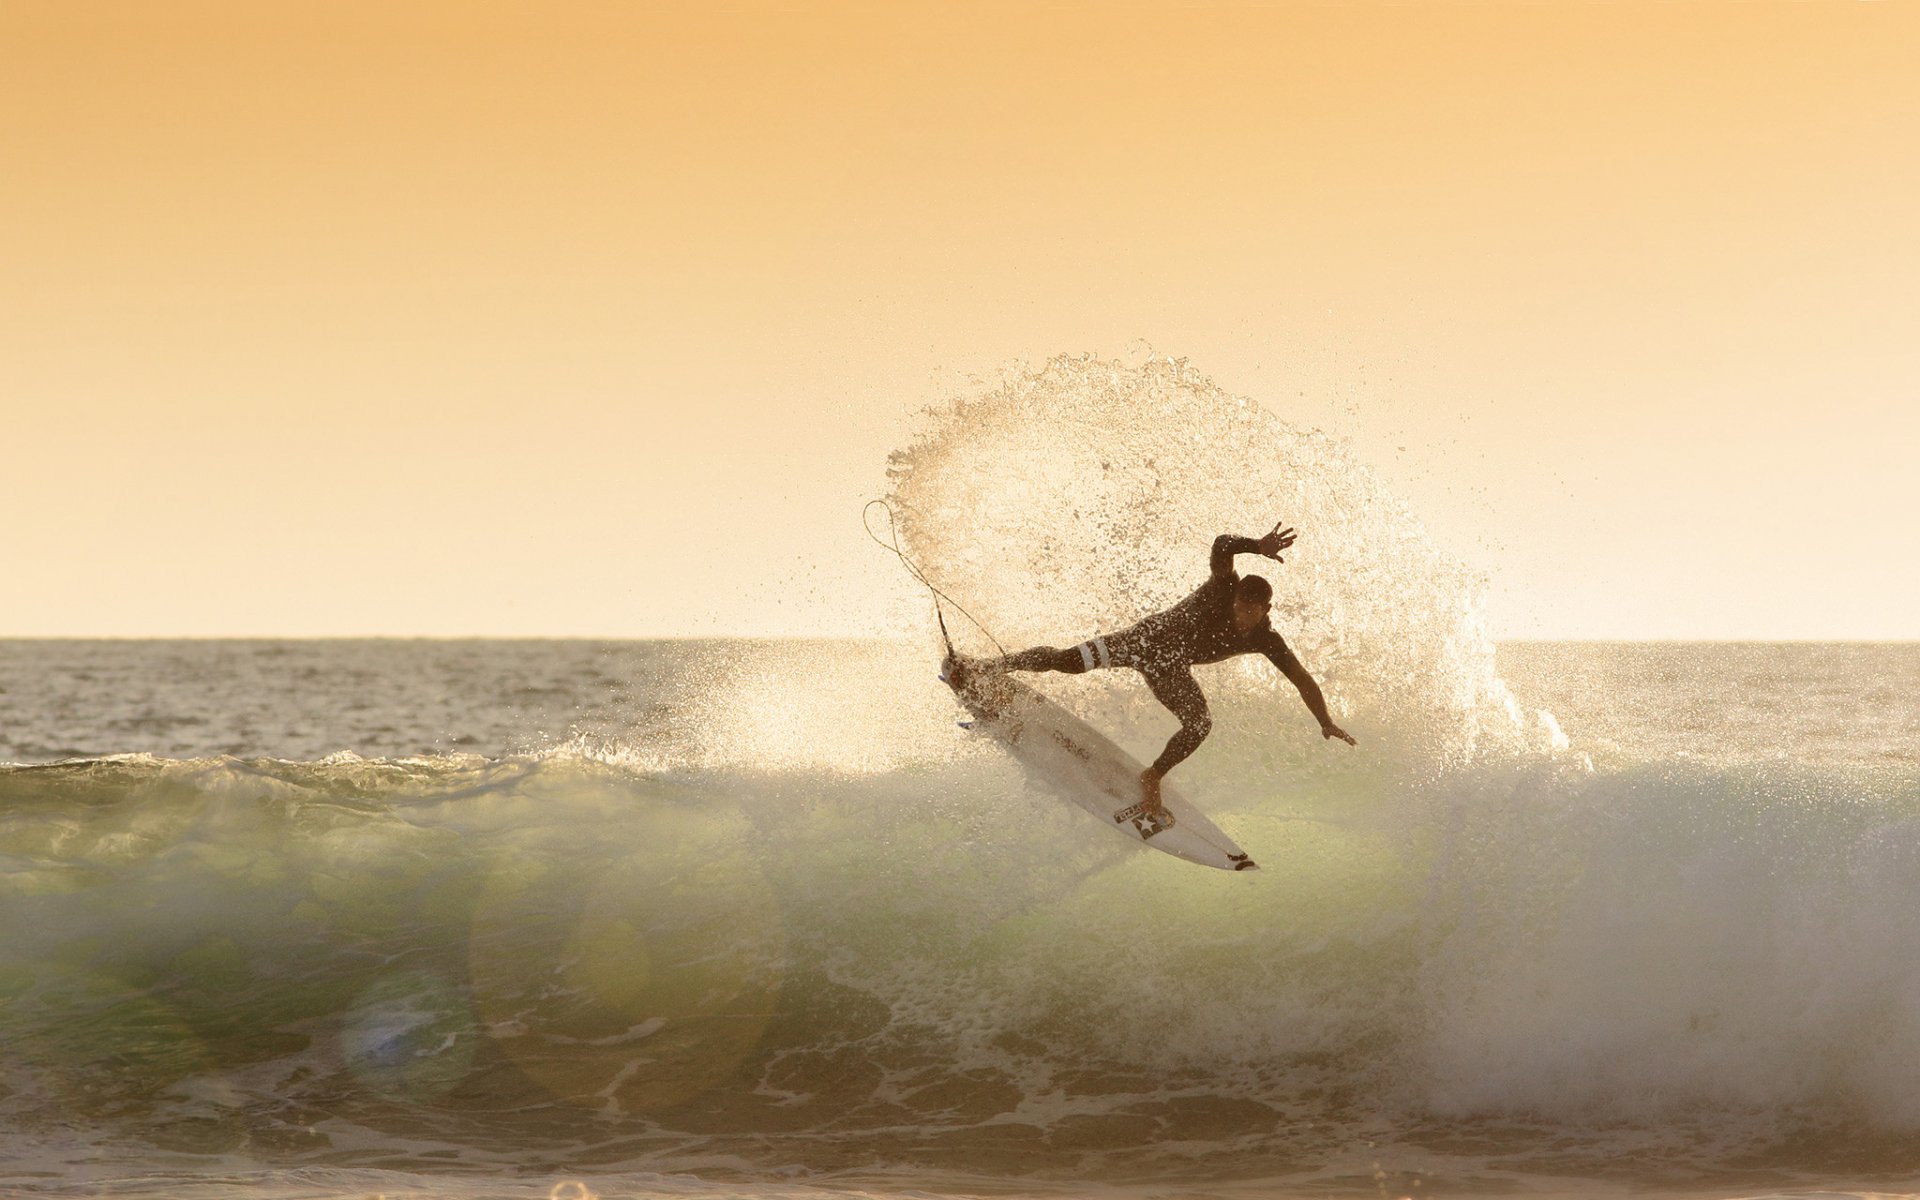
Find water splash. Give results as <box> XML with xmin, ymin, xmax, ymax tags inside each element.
<box><xmin>885</xmin><ymin>353</ymin><xmax>1559</xmax><ymax>766</ymax></box>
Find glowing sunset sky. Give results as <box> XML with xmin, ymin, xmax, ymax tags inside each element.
<box><xmin>5</xmin><ymin>1</ymin><xmax>1914</xmax><ymax>638</ymax></box>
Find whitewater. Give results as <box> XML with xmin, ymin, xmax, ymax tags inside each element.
<box><xmin>4</xmin><ymin>358</ymin><xmax>1919</xmax><ymax>1200</ymax></box>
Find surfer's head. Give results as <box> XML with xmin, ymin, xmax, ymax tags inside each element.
<box><xmin>1232</xmin><ymin>575</ymin><xmax>1272</xmax><ymax>632</ymax></box>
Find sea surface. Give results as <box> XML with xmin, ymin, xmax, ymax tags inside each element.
<box><xmin>2</xmin><ymin>638</ymin><xmax>1918</xmax><ymax>1200</ymax></box>
<box><xmin>5</xmin><ymin>358</ymin><xmax>1918</xmax><ymax>1200</ymax></box>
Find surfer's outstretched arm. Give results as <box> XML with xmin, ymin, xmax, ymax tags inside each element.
<box><xmin>1211</xmin><ymin>523</ymin><xmax>1297</xmax><ymax>575</ymax></box>
<box><xmin>1264</xmin><ymin>639</ymin><xmax>1356</xmax><ymax>745</ymax></box>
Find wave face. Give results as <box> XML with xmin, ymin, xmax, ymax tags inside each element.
<box><xmin>5</xmin><ymin>743</ymin><xmax>1920</xmax><ymax>1190</ymax></box>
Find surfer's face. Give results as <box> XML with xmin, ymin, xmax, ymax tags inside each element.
<box><xmin>1232</xmin><ymin>594</ymin><xmax>1269</xmax><ymax>633</ymax></box>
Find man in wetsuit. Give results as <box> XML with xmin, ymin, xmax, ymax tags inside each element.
<box><xmin>957</xmin><ymin>523</ymin><xmax>1355</xmax><ymax>818</ymax></box>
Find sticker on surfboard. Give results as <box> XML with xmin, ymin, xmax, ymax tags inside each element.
<box><xmin>1111</xmin><ymin>802</ymin><xmax>1176</xmax><ymax>839</ymax></box>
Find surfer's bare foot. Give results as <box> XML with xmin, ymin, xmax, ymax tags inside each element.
<box><xmin>947</xmin><ymin>654</ymin><xmax>1005</xmax><ymax>688</ymax></box>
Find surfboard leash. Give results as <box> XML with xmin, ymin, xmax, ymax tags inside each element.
<box><xmin>862</xmin><ymin>498</ymin><xmax>1007</xmax><ymax>659</ymax></box>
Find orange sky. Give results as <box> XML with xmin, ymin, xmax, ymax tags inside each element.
<box><xmin>4</xmin><ymin>1</ymin><xmax>1915</xmax><ymax>638</ymax></box>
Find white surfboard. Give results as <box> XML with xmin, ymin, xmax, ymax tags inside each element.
<box><xmin>942</xmin><ymin>660</ymin><xmax>1257</xmax><ymax>871</ymax></box>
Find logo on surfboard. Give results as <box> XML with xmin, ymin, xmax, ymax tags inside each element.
<box><xmin>1112</xmin><ymin>802</ymin><xmax>1176</xmax><ymax>839</ymax></box>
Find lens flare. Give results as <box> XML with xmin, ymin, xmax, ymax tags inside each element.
<box><xmin>468</xmin><ymin>797</ymin><xmax>787</xmax><ymax>1114</ymax></box>
<box><xmin>341</xmin><ymin>969</ymin><xmax>478</xmax><ymax>1103</ymax></box>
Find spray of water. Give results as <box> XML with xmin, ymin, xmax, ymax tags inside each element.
<box><xmin>884</xmin><ymin>352</ymin><xmax>1562</xmax><ymax>767</ymax></box>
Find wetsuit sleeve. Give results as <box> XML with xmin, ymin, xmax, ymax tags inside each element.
<box><xmin>1260</xmin><ymin>631</ymin><xmax>1337</xmax><ymax>731</ymax></box>
<box><xmin>1255</xmin><ymin>629</ymin><xmax>1298</xmax><ymax>674</ymax></box>
<box><xmin>1210</xmin><ymin>534</ymin><xmax>1262</xmax><ymax>578</ymax></box>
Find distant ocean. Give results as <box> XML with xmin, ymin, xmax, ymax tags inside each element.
<box><xmin>3</xmin><ymin>637</ymin><xmax>1918</xmax><ymax>1200</ymax></box>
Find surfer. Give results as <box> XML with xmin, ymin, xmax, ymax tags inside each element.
<box><xmin>949</xmin><ymin>524</ymin><xmax>1354</xmax><ymax>818</ymax></box>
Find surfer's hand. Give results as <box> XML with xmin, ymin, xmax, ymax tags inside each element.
<box><xmin>1255</xmin><ymin>523</ymin><xmax>1297</xmax><ymax>561</ymax></box>
<box><xmin>1321</xmin><ymin>723</ymin><xmax>1356</xmax><ymax>746</ymax></box>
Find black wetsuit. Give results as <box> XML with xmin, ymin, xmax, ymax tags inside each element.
<box><xmin>997</xmin><ymin>535</ymin><xmax>1302</xmax><ymax>775</ymax></box>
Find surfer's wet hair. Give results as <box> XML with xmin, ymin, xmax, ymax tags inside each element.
<box><xmin>1236</xmin><ymin>575</ymin><xmax>1273</xmax><ymax>604</ymax></box>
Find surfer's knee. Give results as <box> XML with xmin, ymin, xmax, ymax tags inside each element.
<box><xmin>1067</xmin><ymin>636</ymin><xmax>1119</xmax><ymax>674</ymax></box>
<box><xmin>1186</xmin><ymin>710</ymin><xmax>1213</xmax><ymax>741</ymax></box>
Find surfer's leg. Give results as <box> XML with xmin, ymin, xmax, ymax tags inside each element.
<box><xmin>994</xmin><ymin>646</ymin><xmax>1084</xmax><ymax>673</ymax></box>
<box><xmin>1141</xmin><ymin>667</ymin><xmax>1213</xmax><ymax>777</ymax></box>
<box><xmin>996</xmin><ymin>635</ymin><xmax>1121</xmax><ymax>675</ymax></box>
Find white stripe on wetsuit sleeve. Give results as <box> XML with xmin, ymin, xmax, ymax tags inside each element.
<box><xmin>1093</xmin><ymin>637</ymin><xmax>1111</xmax><ymax>668</ymax></box>
<box><xmin>1078</xmin><ymin>642</ymin><xmax>1096</xmax><ymax>671</ymax></box>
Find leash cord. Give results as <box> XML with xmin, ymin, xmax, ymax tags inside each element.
<box><xmin>862</xmin><ymin>499</ymin><xmax>1007</xmax><ymax>659</ymax></box>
